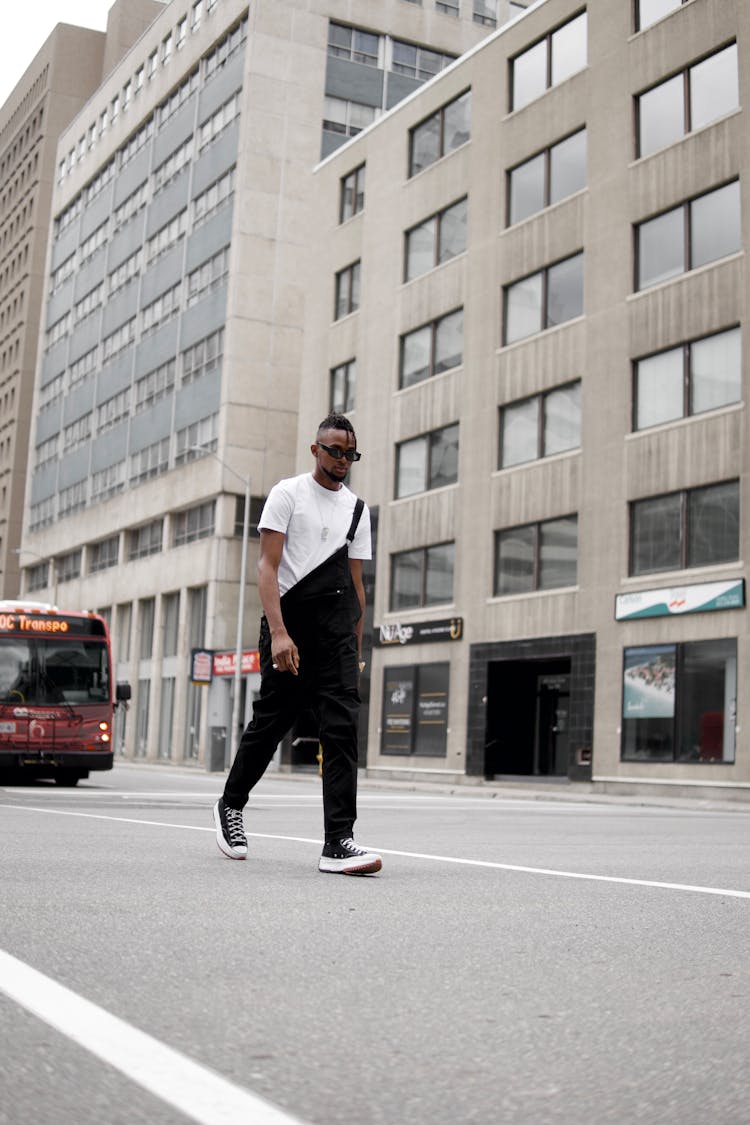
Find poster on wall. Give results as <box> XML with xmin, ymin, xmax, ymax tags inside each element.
<box><xmin>622</xmin><ymin>645</ymin><xmax>676</xmax><ymax>719</ymax></box>
<box><xmin>414</xmin><ymin>663</ymin><xmax>449</xmax><ymax>756</ymax></box>
<box><xmin>381</xmin><ymin>667</ymin><xmax>415</xmax><ymax>754</ymax></box>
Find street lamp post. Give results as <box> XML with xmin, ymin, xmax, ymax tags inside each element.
<box><xmin>189</xmin><ymin>446</ymin><xmax>250</xmax><ymax>768</ymax></box>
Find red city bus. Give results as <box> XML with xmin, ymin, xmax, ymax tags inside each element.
<box><xmin>0</xmin><ymin>601</ymin><xmax>131</xmax><ymax>786</ymax></box>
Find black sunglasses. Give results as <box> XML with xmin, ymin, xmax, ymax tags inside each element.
<box><xmin>318</xmin><ymin>442</ymin><xmax>361</xmax><ymax>462</ymax></box>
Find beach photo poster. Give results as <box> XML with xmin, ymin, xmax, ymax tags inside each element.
<box><xmin>622</xmin><ymin>645</ymin><xmax>676</xmax><ymax>719</ymax></box>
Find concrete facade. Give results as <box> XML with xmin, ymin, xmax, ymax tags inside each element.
<box><xmin>301</xmin><ymin>0</ymin><xmax>750</xmax><ymax>798</ymax></box>
<box><xmin>0</xmin><ymin>5</ymin><xmax>163</xmax><ymax>598</ymax></box>
<box><xmin>18</xmin><ymin>0</ymin><xmax>501</xmax><ymax>765</ymax></box>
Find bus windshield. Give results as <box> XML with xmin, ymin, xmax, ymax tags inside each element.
<box><xmin>0</xmin><ymin>636</ymin><xmax>110</xmax><ymax>706</ymax></box>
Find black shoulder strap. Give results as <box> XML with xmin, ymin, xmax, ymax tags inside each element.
<box><xmin>346</xmin><ymin>498</ymin><xmax>365</xmax><ymax>544</ymax></box>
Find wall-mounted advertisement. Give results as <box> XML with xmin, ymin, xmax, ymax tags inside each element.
<box><xmin>381</xmin><ymin>663</ymin><xmax>449</xmax><ymax>756</ymax></box>
<box><xmin>622</xmin><ymin>645</ymin><xmax>676</xmax><ymax>719</ymax></box>
<box><xmin>615</xmin><ymin>579</ymin><xmax>744</xmax><ymax>621</ymax></box>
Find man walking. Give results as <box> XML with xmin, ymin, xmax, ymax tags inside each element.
<box><xmin>213</xmin><ymin>413</ymin><xmax>382</xmax><ymax>875</ymax></box>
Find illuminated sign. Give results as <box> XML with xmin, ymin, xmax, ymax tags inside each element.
<box><xmin>0</xmin><ymin>612</ymin><xmax>70</xmax><ymax>633</ymax></box>
<box><xmin>191</xmin><ymin>649</ymin><xmax>214</xmax><ymax>685</ymax></box>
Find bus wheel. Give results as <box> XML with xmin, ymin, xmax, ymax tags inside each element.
<box><xmin>55</xmin><ymin>770</ymin><xmax>82</xmax><ymax>787</ymax></box>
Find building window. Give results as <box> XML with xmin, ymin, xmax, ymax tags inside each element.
<box><xmin>495</xmin><ymin>516</ymin><xmax>578</xmax><ymax>596</ymax></box>
<box><xmin>330</xmin><ymin>359</ymin><xmax>356</xmax><ymax>413</ymax></box>
<box><xmin>27</xmin><ymin>561</ymin><xmax>49</xmax><ymax>592</ymax></box>
<box><xmin>323</xmin><ymin>96</ymin><xmax>378</xmax><ymax>139</ymax></box>
<box><xmin>334</xmin><ymin>261</ymin><xmax>360</xmax><ymax>319</ymax></box>
<box><xmin>381</xmin><ymin>662</ymin><xmax>449</xmax><ymax>756</ymax></box>
<box><xmin>473</xmin><ymin>0</ymin><xmax>498</xmax><ymax>27</ymax></box>
<box><xmin>181</xmin><ymin>329</ymin><xmax>224</xmax><ymax>384</ymax></box>
<box><xmin>634</xmin><ymin>327</ymin><xmax>741</xmax><ymax>431</ymax></box>
<box><xmin>175</xmin><ymin>414</ymin><xmax>219</xmax><ymax>464</ymax></box>
<box><xmin>97</xmin><ymin>389</ymin><xmax>130</xmax><ymax>433</ymax></box>
<box><xmin>637</xmin><ymin>43</ymin><xmax>738</xmax><ymax>159</ymax></box>
<box><xmin>436</xmin><ymin>1</ymin><xmax>459</xmax><ymax>16</ymax></box>
<box><xmin>198</xmin><ymin>91</ymin><xmax>241</xmax><ymax>150</ymax></box>
<box><xmin>504</xmin><ymin>253</ymin><xmax>584</xmax><ymax>344</ymax></box>
<box><xmin>234</xmin><ymin>495</ymin><xmax>264</xmax><ymax>539</ymax></box>
<box><xmin>146</xmin><ymin>210</ymin><xmax>187</xmax><ymax>262</ymax></box>
<box><xmin>340</xmin><ymin>164</ymin><xmax>365</xmax><ymax>223</ymax></box>
<box><xmin>636</xmin><ymin>0</ymin><xmax>688</xmax><ymax>33</ymax></box>
<box><xmin>622</xmin><ymin>639</ymin><xmax>736</xmax><ymax>763</ymax></box>
<box><xmin>56</xmin><ymin>550</ymin><xmax>82</xmax><ymax>583</ymax></box>
<box><xmin>500</xmin><ymin>381</ymin><xmax>581</xmax><ymax>468</ymax></box>
<box><xmin>129</xmin><ymin>439</ymin><xmax>170</xmax><ymax>485</ymax></box>
<box><xmin>204</xmin><ymin>18</ymin><xmax>247</xmax><ymax>79</ymax></box>
<box><xmin>128</xmin><ymin>520</ymin><xmax>163</xmax><ymax>561</ymax></box>
<box><xmin>163</xmin><ymin>593</ymin><xmax>180</xmax><ymax>657</ymax></box>
<box><xmin>636</xmin><ymin>181</ymin><xmax>741</xmax><ymax>291</ymax></box>
<box><xmin>91</xmin><ymin>462</ymin><xmax>125</xmax><ymax>502</ymax></box>
<box><xmin>173</xmin><ymin>501</ymin><xmax>216</xmax><ymax>546</ymax></box>
<box><xmin>63</xmin><ymin>413</ymin><xmax>92</xmax><ymax>452</ymax></box>
<box><xmin>507</xmin><ymin>128</ymin><xmax>586</xmax><ymax>225</ymax></box>
<box><xmin>405</xmin><ymin>197</ymin><xmax>467</xmax><ymax>281</ymax></box>
<box><xmin>327</xmin><ymin>22</ymin><xmax>380</xmax><ymax>66</ymax></box>
<box><xmin>135</xmin><ymin>359</ymin><xmax>176</xmax><ymax>410</ymax></box>
<box><xmin>396</xmin><ymin>423</ymin><xmax>458</xmax><ymax>498</ymax></box>
<box><xmin>153</xmin><ymin>140</ymin><xmax>192</xmax><ymax>193</ymax></box>
<box><xmin>511</xmin><ymin>11</ymin><xmax>587</xmax><ymax>112</ymax></box>
<box><xmin>102</xmin><ymin>318</ymin><xmax>136</xmax><ymax>361</ymax></box>
<box><xmin>630</xmin><ymin>481</ymin><xmax>739</xmax><ymax>576</ymax></box>
<box><xmin>409</xmin><ymin>91</ymin><xmax>471</xmax><ymax>177</ymax></box>
<box><xmin>400</xmin><ymin>308</ymin><xmax>463</xmax><ymax>389</ymax></box>
<box><xmin>192</xmin><ymin>167</ymin><xmax>235</xmax><ymax>225</ymax></box>
<box><xmin>391</xmin><ymin>40</ymin><xmax>455</xmax><ymax>80</ymax></box>
<box><xmin>186</xmin><ymin>247</ymin><xmax>230</xmax><ymax>305</ymax></box>
<box><xmin>390</xmin><ymin>542</ymin><xmax>455</xmax><ymax>610</ymax></box>
<box><xmin>90</xmin><ymin>536</ymin><xmax>120</xmax><ymax>574</ymax></box>
<box><xmin>141</xmin><ymin>283</ymin><xmax>181</xmax><ymax>335</ymax></box>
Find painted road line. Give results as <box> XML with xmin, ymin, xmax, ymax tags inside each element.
<box><xmin>0</xmin><ymin>948</ymin><xmax>308</xmax><ymax>1125</ymax></box>
<box><xmin>3</xmin><ymin>804</ymin><xmax>750</xmax><ymax>900</ymax></box>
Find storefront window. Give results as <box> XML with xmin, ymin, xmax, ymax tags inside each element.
<box><xmin>621</xmin><ymin>639</ymin><xmax>736</xmax><ymax>762</ymax></box>
<box><xmin>381</xmin><ymin>662</ymin><xmax>449</xmax><ymax>756</ymax></box>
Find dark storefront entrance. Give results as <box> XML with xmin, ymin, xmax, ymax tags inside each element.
<box><xmin>466</xmin><ymin>633</ymin><xmax>594</xmax><ymax>782</ymax></box>
<box><xmin>484</xmin><ymin>659</ymin><xmax>570</xmax><ymax>777</ymax></box>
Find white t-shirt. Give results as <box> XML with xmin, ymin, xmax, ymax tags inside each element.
<box><xmin>258</xmin><ymin>473</ymin><xmax>372</xmax><ymax>595</ymax></box>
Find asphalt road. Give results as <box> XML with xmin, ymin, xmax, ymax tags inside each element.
<box><xmin>1</xmin><ymin>763</ymin><xmax>749</xmax><ymax>1125</ymax></box>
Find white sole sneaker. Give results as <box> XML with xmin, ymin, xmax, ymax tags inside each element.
<box><xmin>318</xmin><ymin>851</ymin><xmax>382</xmax><ymax>875</ymax></box>
<box><xmin>213</xmin><ymin>799</ymin><xmax>247</xmax><ymax>860</ymax></box>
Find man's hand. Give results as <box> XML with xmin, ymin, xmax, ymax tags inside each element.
<box><xmin>271</xmin><ymin>628</ymin><xmax>299</xmax><ymax>675</ymax></box>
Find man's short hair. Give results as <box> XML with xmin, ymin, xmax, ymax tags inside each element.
<box><xmin>317</xmin><ymin>413</ymin><xmax>356</xmax><ymax>441</ymax></box>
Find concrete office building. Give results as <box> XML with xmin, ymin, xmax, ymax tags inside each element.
<box><xmin>0</xmin><ymin>4</ymin><xmax>164</xmax><ymax>598</ymax></box>
<box><xmin>301</xmin><ymin>0</ymin><xmax>750</xmax><ymax>799</ymax></box>
<box><xmin>19</xmin><ymin>0</ymin><xmax>513</xmax><ymax>764</ymax></box>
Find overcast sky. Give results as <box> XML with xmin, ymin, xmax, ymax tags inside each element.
<box><xmin>0</xmin><ymin>2</ymin><xmax>115</xmax><ymax>109</ymax></box>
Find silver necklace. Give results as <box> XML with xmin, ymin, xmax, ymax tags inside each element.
<box><xmin>312</xmin><ymin>480</ymin><xmax>340</xmax><ymax>541</ymax></box>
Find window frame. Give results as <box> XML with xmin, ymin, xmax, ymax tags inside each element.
<box><xmin>635</xmin><ymin>180</ymin><xmax>741</xmax><ymax>292</ymax></box>
<box><xmin>404</xmin><ymin>197</ymin><xmax>468</xmax><ymax>282</ymax></box>
<box><xmin>503</xmin><ymin>252</ymin><xmax>584</xmax><ymax>345</ymax></box>
<box><xmin>494</xmin><ymin>515</ymin><xmax>578</xmax><ymax>596</ymax></box>
<box><xmin>499</xmin><ymin>380</ymin><xmax>582</xmax><ymax>468</ymax></box>
<box><xmin>390</xmin><ymin>542</ymin><xmax>455</xmax><ymax>611</ymax></box>
<box><xmin>395</xmin><ymin>422</ymin><xmax>459</xmax><ymax>499</ymax></box>
<box><xmin>632</xmin><ymin>326</ymin><xmax>741</xmax><ymax>431</ymax></box>
<box><xmin>636</xmin><ymin>42</ymin><xmax>739</xmax><ymax>159</ymax></box>
<box><xmin>506</xmin><ymin>127</ymin><xmax>586</xmax><ymax>226</ymax></box>
<box><xmin>629</xmin><ymin>480</ymin><xmax>740</xmax><ymax>576</ymax></box>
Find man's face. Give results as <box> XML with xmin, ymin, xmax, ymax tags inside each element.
<box><xmin>312</xmin><ymin>427</ymin><xmax>358</xmax><ymax>484</ymax></box>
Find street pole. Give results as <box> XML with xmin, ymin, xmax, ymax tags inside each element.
<box><xmin>231</xmin><ymin>473</ymin><xmax>251</xmax><ymax>766</ymax></box>
<box><xmin>188</xmin><ymin>445</ymin><xmax>250</xmax><ymax>769</ymax></box>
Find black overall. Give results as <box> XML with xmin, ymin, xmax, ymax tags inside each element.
<box><xmin>223</xmin><ymin>501</ymin><xmax>364</xmax><ymax>842</ymax></box>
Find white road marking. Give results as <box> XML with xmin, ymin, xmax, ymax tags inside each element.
<box><xmin>3</xmin><ymin>804</ymin><xmax>750</xmax><ymax>900</ymax></box>
<box><xmin>0</xmin><ymin>949</ymin><xmax>308</xmax><ymax>1125</ymax></box>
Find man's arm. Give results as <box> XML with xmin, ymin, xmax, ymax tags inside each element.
<box><xmin>349</xmin><ymin>557</ymin><xmax>366</xmax><ymax>661</ymax></box>
<box><xmin>258</xmin><ymin>529</ymin><xmax>299</xmax><ymax>675</ymax></box>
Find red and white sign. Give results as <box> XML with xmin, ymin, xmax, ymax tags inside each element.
<box><xmin>213</xmin><ymin>650</ymin><xmax>260</xmax><ymax>676</ymax></box>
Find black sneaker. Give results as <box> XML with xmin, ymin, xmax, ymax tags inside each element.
<box><xmin>319</xmin><ymin>837</ymin><xmax>382</xmax><ymax>875</ymax></box>
<box><xmin>213</xmin><ymin>798</ymin><xmax>247</xmax><ymax>860</ymax></box>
